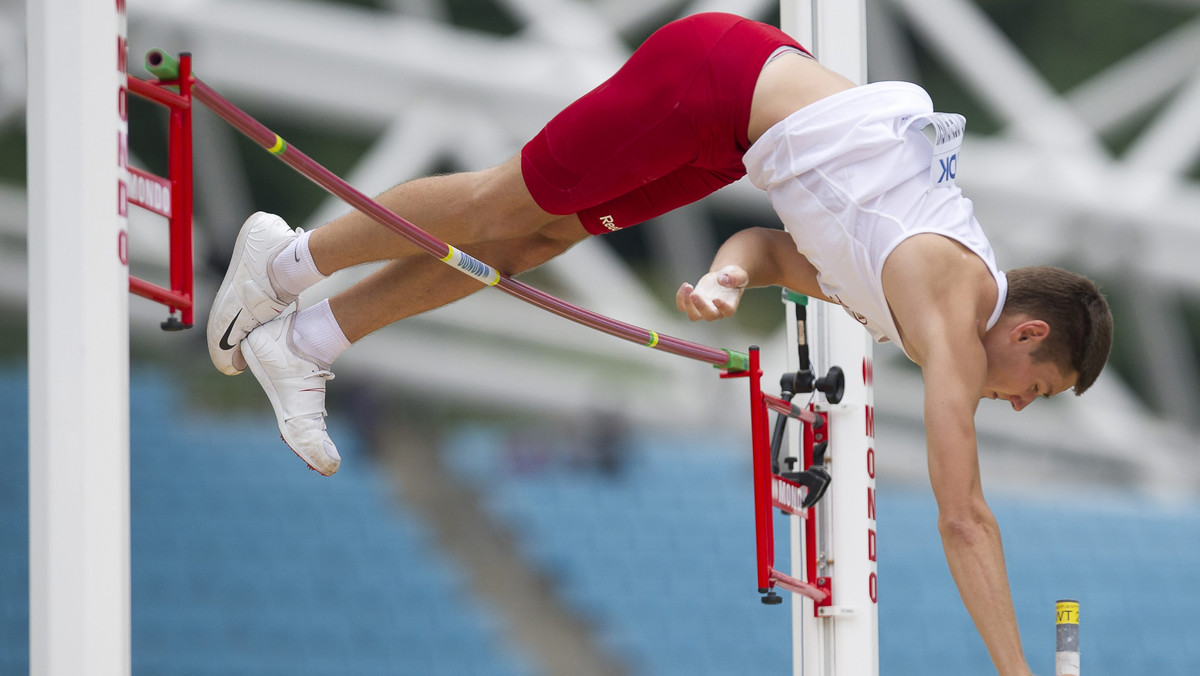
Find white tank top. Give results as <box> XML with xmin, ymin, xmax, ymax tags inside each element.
<box><xmin>743</xmin><ymin>81</ymin><xmax>1007</xmax><ymax>357</ymax></box>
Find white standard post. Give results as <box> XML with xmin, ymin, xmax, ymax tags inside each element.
<box><xmin>27</xmin><ymin>0</ymin><xmax>132</xmax><ymax>674</ymax></box>
<box><xmin>780</xmin><ymin>2</ymin><xmax>879</xmax><ymax>675</ymax></box>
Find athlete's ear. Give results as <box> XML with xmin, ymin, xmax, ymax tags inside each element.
<box><xmin>1010</xmin><ymin>319</ymin><xmax>1050</xmax><ymax>345</ymax></box>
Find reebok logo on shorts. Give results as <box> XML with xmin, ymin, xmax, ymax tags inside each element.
<box><xmin>599</xmin><ymin>215</ymin><xmax>619</xmax><ymax>232</ymax></box>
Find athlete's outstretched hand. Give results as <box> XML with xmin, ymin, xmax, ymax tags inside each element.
<box><xmin>676</xmin><ymin>264</ymin><xmax>749</xmax><ymax>321</ymax></box>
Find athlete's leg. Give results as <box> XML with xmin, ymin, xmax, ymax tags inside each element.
<box><xmin>239</xmin><ymin>214</ymin><xmax>586</xmax><ymax>475</ymax></box>
<box><xmin>328</xmin><ymin>215</ymin><xmax>589</xmax><ymax>342</ymax></box>
<box><xmin>208</xmin><ymin>153</ymin><xmax>567</xmax><ymax>375</ymax></box>
<box><xmin>306</xmin><ymin>154</ymin><xmax>557</xmax><ymax>275</ymax></box>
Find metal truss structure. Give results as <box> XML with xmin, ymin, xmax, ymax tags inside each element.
<box><xmin>3</xmin><ymin>0</ymin><xmax>1199</xmax><ymax>493</ymax></box>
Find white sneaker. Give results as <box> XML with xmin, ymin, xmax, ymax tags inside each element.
<box><xmin>207</xmin><ymin>212</ymin><xmax>300</xmax><ymax>376</ymax></box>
<box><xmin>243</xmin><ymin>313</ymin><xmax>341</xmax><ymax>476</ymax></box>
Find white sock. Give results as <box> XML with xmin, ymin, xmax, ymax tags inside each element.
<box><xmin>272</xmin><ymin>229</ymin><xmax>326</xmax><ymax>296</ymax></box>
<box><xmin>290</xmin><ymin>299</ymin><xmax>351</xmax><ymax>368</ymax></box>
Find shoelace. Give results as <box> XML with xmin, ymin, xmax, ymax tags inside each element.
<box><xmin>293</xmin><ymin>370</ymin><xmax>334</xmax><ymax>417</ymax></box>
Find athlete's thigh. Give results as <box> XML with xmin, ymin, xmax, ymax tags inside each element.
<box><xmin>471</xmin><ymin>154</ymin><xmax>572</xmax><ymax>238</ymax></box>
<box><xmin>578</xmin><ymin>165</ymin><xmax>744</xmax><ymax>234</ymax></box>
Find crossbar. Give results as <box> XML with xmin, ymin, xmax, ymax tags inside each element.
<box><xmin>143</xmin><ymin>50</ymin><xmax>747</xmax><ymax>372</ymax></box>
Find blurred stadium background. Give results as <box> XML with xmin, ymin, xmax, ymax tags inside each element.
<box><xmin>3</xmin><ymin>0</ymin><xmax>1200</xmax><ymax>673</ymax></box>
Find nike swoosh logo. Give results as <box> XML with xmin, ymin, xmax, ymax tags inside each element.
<box><xmin>294</xmin><ymin>245</ymin><xmax>300</xmax><ymax>263</ymax></box>
<box><xmin>218</xmin><ymin>309</ymin><xmax>243</xmax><ymax>350</ymax></box>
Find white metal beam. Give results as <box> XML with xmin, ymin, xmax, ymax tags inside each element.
<box><xmin>1123</xmin><ymin>70</ymin><xmax>1200</xmax><ymax>177</ymax></box>
<box><xmin>127</xmin><ymin>0</ymin><xmax>613</xmax><ymax>134</ymax></box>
<box><xmin>889</xmin><ymin>0</ymin><xmax>1107</xmax><ymax>159</ymax></box>
<box><xmin>1065</xmin><ymin>17</ymin><xmax>1200</xmax><ymax>135</ymax></box>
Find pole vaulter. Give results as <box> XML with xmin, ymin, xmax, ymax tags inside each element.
<box><xmin>133</xmin><ymin>33</ymin><xmax>1109</xmax><ymax>674</ymax></box>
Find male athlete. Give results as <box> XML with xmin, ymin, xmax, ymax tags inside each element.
<box><xmin>207</xmin><ymin>13</ymin><xmax>1111</xmax><ymax>675</ymax></box>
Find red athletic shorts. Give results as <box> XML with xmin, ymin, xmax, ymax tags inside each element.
<box><xmin>520</xmin><ymin>13</ymin><xmax>806</xmax><ymax>235</ymax></box>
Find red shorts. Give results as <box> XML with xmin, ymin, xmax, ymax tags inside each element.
<box><xmin>520</xmin><ymin>13</ymin><xmax>806</xmax><ymax>235</ymax></box>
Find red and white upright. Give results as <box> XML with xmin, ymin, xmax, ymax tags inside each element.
<box><xmin>780</xmin><ymin>2</ymin><xmax>880</xmax><ymax>674</ymax></box>
<box><xmin>27</xmin><ymin>0</ymin><xmax>132</xmax><ymax>673</ymax></box>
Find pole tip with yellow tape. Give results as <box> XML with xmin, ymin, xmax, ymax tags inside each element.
<box><xmin>1056</xmin><ymin>599</ymin><xmax>1080</xmax><ymax>676</ymax></box>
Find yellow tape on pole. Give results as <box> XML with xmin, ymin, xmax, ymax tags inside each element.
<box><xmin>1056</xmin><ymin>599</ymin><xmax>1080</xmax><ymax>675</ymax></box>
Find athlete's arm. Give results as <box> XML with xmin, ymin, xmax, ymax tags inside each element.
<box><xmin>921</xmin><ymin>336</ymin><xmax>1033</xmax><ymax>676</ymax></box>
<box><xmin>676</xmin><ymin>227</ymin><xmax>831</xmax><ymax>321</ymax></box>
<box><xmin>885</xmin><ymin>236</ymin><xmax>1033</xmax><ymax>676</ymax></box>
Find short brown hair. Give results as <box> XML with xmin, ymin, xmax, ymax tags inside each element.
<box><xmin>1003</xmin><ymin>266</ymin><xmax>1112</xmax><ymax>395</ymax></box>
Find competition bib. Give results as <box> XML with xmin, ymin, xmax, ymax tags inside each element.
<box><xmin>912</xmin><ymin>112</ymin><xmax>966</xmax><ymax>189</ymax></box>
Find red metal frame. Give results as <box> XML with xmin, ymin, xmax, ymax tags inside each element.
<box><xmin>803</xmin><ymin>406</ymin><xmax>834</xmax><ymax>612</ymax></box>
<box><xmin>125</xmin><ymin>55</ymin><xmax>194</xmax><ymax>328</ymax></box>
<box><xmin>722</xmin><ymin>347</ymin><xmax>829</xmax><ymax>604</ymax></box>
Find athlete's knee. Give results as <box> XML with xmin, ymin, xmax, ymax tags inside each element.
<box><xmin>488</xmin><ymin>228</ymin><xmax>584</xmax><ymax>276</ymax></box>
<box><xmin>528</xmin><ymin>228</ymin><xmax>583</xmax><ymax>263</ymax></box>
<box><xmin>460</xmin><ymin>156</ymin><xmax>566</xmax><ymax>240</ymax></box>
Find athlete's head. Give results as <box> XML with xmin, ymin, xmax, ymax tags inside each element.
<box><xmin>999</xmin><ymin>266</ymin><xmax>1112</xmax><ymax>397</ymax></box>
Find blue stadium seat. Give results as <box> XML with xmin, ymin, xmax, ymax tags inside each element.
<box><xmin>0</xmin><ymin>366</ymin><xmax>532</xmax><ymax>676</ymax></box>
